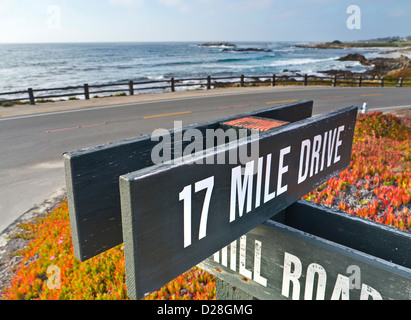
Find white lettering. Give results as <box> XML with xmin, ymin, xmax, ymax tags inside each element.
<box><xmin>158</xmin><ymin>304</ymin><xmax>191</xmax><ymax>317</ymax></box>
<box><xmin>298</xmin><ymin>126</ymin><xmax>344</xmax><ymax>184</ymax></box>
<box><xmin>254</xmin><ymin>240</ymin><xmax>267</xmax><ymax>287</ymax></box>
<box><xmin>282</xmin><ymin>252</ymin><xmax>302</xmax><ymax>300</ymax></box>
<box><xmin>239</xmin><ymin>236</ymin><xmax>253</xmax><ymax>279</ymax></box>
<box><xmin>360</xmin><ymin>284</ymin><xmax>383</xmax><ymax>300</ymax></box>
<box><xmin>298</xmin><ymin>139</ymin><xmax>311</xmax><ymax>184</ymax></box>
<box><xmin>221</xmin><ymin>246</ymin><xmax>228</xmax><ymax>267</ymax></box>
<box><xmin>230</xmin><ymin>161</ymin><xmax>254</xmax><ymax>222</ymax></box>
<box><xmin>320</xmin><ymin>131</ymin><xmax>328</xmax><ymax>172</ymax></box>
<box><xmin>277</xmin><ymin>147</ymin><xmax>291</xmax><ymax>196</ymax></box>
<box><xmin>215</xmin><ymin>237</ymin><xmax>267</xmax><ymax>287</ymax></box>
<box><xmin>255</xmin><ymin>157</ymin><xmax>264</xmax><ymax>208</ymax></box>
<box><xmin>327</xmin><ymin>128</ymin><xmax>337</xmax><ymax>167</ymax></box>
<box><xmin>180</xmin><ymin>176</ymin><xmax>214</xmax><ymax>248</ymax></box>
<box><xmin>310</xmin><ymin>135</ymin><xmax>322</xmax><ymax>177</ymax></box>
<box><xmin>264</xmin><ymin>154</ymin><xmax>276</xmax><ymax>203</ymax></box>
<box><xmin>179</xmin><ymin>185</ymin><xmax>192</xmax><ymax>248</ymax></box>
<box><xmin>334</xmin><ymin>125</ymin><xmax>345</xmax><ymax>163</ymax></box>
<box><xmin>213</xmin><ymin>251</ymin><xmax>219</xmax><ymax>263</ymax></box>
<box><xmin>304</xmin><ymin>263</ymin><xmax>327</xmax><ymax>300</ymax></box>
<box><xmin>230</xmin><ymin>240</ymin><xmax>237</xmax><ymax>271</ymax></box>
<box><xmin>331</xmin><ymin>274</ymin><xmax>350</xmax><ymax>300</ymax></box>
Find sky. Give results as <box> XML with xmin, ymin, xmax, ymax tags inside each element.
<box><xmin>0</xmin><ymin>0</ymin><xmax>410</xmax><ymax>43</ymax></box>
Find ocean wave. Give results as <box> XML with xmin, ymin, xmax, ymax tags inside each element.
<box><xmin>146</xmin><ymin>75</ymin><xmax>167</xmax><ymax>80</ymax></box>
<box><xmin>216</xmin><ymin>55</ymin><xmax>276</xmax><ymax>64</ymax></box>
<box><xmin>269</xmin><ymin>56</ymin><xmax>340</xmax><ymax>67</ymax></box>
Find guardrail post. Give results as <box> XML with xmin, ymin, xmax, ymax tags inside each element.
<box><xmin>359</xmin><ymin>77</ymin><xmax>362</xmax><ymax>87</ymax></box>
<box><xmin>28</xmin><ymin>88</ymin><xmax>35</xmax><ymax>105</ymax></box>
<box><xmin>333</xmin><ymin>75</ymin><xmax>337</xmax><ymax>87</ymax></box>
<box><xmin>304</xmin><ymin>74</ymin><xmax>308</xmax><ymax>86</ymax></box>
<box><xmin>207</xmin><ymin>76</ymin><xmax>211</xmax><ymax>90</ymax></box>
<box><xmin>399</xmin><ymin>78</ymin><xmax>403</xmax><ymax>87</ymax></box>
<box><xmin>272</xmin><ymin>74</ymin><xmax>276</xmax><ymax>87</ymax></box>
<box><xmin>240</xmin><ymin>75</ymin><xmax>245</xmax><ymax>87</ymax></box>
<box><xmin>129</xmin><ymin>81</ymin><xmax>134</xmax><ymax>96</ymax></box>
<box><xmin>380</xmin><ymin>77</ymin><xmax>384</xmax><ymax>88</ymax></box>
<box><xmin>170</xmin><ymin>77</ymin><xmax>175</xmax><ymax>92</ymax></box>
<box><xmin>84</xmin><ymin>84</ymin><xmax>90</xmax><ymax>100</ymax></box>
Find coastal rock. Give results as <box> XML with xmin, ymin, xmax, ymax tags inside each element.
<box><xmin>367</xmin><ymin>55</ymin><xmax>409</xmax><ymax>76</ymax></box>
<box><xmin>199</xmin><ymin>42</ymin><xmax>236</xmax><ymax>47</ymax></box>
<box><xmin>338</xmin><ymin>53</ymin><xmax>373</xmax><ymax>66</ymax></box>
<box><xmin>319</xmin><ymin>69</ymin><xmax>361</xmax><ymax>78</ymax></box>
<box><xmin>221</xmin><ymin>48</ymin><xmax>273</xmax><ymax>52</ymax></box>
<box><xmin>320</xmin><ymin>54</ymin><xmax>410</xmax><ymax>78</ymax></box>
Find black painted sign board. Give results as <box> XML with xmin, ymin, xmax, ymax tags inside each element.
<box><xmin>64</xmin><ymin>100</ymin><xmax>313</xmax><ymax>262</ymax></box>
<box><xmin>199</xmin><ymin>200</ymin><xmax>411</xmax><ymax>300</ymax></box>
<box><xmin>119</xmin><ymin>106</ymin><xmax>357</xmax><ymax>300</ymax></box>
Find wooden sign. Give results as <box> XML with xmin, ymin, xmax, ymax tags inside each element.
<box><xmin>199</xmin><ymin>200</ymin><xmax>411</xmax><ymax>300</ymax></box>
<box><xmin>64</xmin><ymin>101</ymin><xmax>313</xmax><ymax>261</ymax></box>
<box><xmin>119</xmin><ymin>106</ymin><xmax>357</xmax><ymax>299</ymax></box>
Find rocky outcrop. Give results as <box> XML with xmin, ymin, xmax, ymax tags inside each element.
<box><xmin>338</xmin><ymin>53</ymin><xmax>373</xmax><ymax>66</ymax></box>
<box><xmin>368</xmin><ymin>55</ymin><xmax>409</xmax><ymax>76</ymax></box>
<box><xmin>221</xmin><ymin>48</ymin><xmax>273</xmax><ymax>52</ymax></box>
<box><xmin>321</xmin><ymin>53</ymin><xmax>410</xmax><ymax>78</ymax></box>
<box><xmin>319</xmin><ymin>69</ymin><xmax>361</xmax><ymax>78</ymax></box>
<box><xmin>199</xmin><ymin>42</ymin><xmax>236</xmax><ymax>47</ymax></box>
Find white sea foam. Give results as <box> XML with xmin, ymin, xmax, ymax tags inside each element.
<box><xmin>269</xmin><ymin>56</ymin><xmax>340</xmax><ymax>67</ymax></box>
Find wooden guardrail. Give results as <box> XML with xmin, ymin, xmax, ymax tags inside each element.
<box><xmin>1</xmin><ymin>74</ymin><xmax>410</xmax><ymax>106</ymax></box>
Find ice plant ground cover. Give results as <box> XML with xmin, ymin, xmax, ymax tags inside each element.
<box><xmin>0</xmin><ymin>111</ymin><xmax>410</xmax><ymax>300</ymax></box>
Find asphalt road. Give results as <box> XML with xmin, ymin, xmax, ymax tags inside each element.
<box><xmin>1</xmin><ymin>86</ymin><xmax>410</xmax><ymax>233</ymax></box>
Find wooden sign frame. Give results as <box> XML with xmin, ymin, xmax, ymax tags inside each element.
<box><xmin>64</xmin><ymin>101</ymin><xmax>313</xmax><ymax>261</ymax></box>
<box><xmin>199</xmin><ymin>200</ymin><xmax>411</xmax><ymax>300</ymax></box>
<box><xmin>119</xmin><ymin>106</ymin><xmax>357</xmax><ymax>300</ymax></box>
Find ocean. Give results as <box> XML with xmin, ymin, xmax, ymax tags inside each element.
<box><xmin>0</xmin><ymin>41</ymin><xmax>386</xmax><ymax>99</ymax></box>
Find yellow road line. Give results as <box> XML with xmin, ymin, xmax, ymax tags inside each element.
<box><xmin>360</xmin><ymin>94</ymin><xmax>383</xmax><ymax>97</ymax></box>
<box><xmin>266</xmin><ymin>99</ymin><xmax>299</xmax><ymax>105</ymax></box>
<box><xmin>144</xmin><ymin>111</ymin><xmax>192</xmax><ymax>119</ymax></box>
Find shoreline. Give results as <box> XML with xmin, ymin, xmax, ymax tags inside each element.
<box><xmin>1</xmin><ymin>43</ymin><xmax>410</xmax><ymax>112</ymax></box>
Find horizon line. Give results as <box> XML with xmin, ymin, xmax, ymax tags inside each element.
<box><xmin>0</xmin><ymin>40</ymin><xmax>315</xmax><ymax>45</ymax></box>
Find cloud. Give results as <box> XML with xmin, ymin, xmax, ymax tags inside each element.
<box><xmin>109</xmin><ymin>0</ymin><xmax>144</xmax><ymax>7</ymax></box>
<box><xmin>158</xmin><ymin>0</ymin><xmax>189</xmax><ymax>13</ymax></box>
